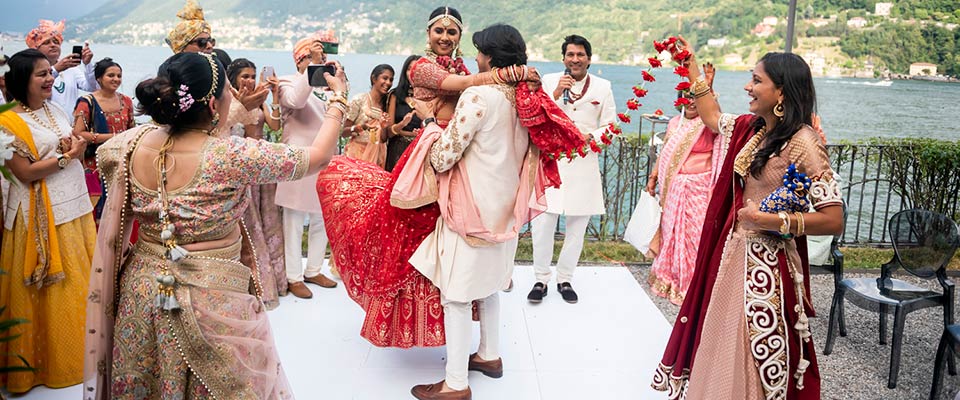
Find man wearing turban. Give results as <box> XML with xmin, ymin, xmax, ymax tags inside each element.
<box><xmin>166</xmin><ymin>0</ymin><xmax>214</xmax><ymax>54</ymax></box>
<box><xmin>25</xmin><ymin>19</ymin><xmax>99</xmax><ymax>112</ymax></box>
<box><xmin>274</xmin><ymin>33</ymin><xmax>341</xmax><ymax>298</ymax></box>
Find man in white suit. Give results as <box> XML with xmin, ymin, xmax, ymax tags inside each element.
<box><xmin>528</xmin><ymin>35</ymin><xmax>614</xmax><ymax>304</ymax></box>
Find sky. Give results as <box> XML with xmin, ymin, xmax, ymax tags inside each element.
<box><xmin>1</xmin><ymin>0</ymin><xmax>111</xmax><ymax>33</ymax></box>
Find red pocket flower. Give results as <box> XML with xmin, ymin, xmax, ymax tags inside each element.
<box><xmin>632</xmin><ymin>86</ymin><xmax>648</xmax><ymax>97</ymax></box>
<box><xmin>654</xmin><ymin>108</ymin><xmax>664</xmax><ymax>116</ymax></box>
<box><xmin>642</xmin><ymin>71</ymin><xmax>656</xmax><ymax>82</ymax></box>
<box><xmin>675</xmin><ymin>82</ymin><xmax>692</xmax><ymax>91</ymax></box>
<box><xmin>673</xmin><ymin>50</ymin><xmax>691</xmax><ymax>62</ymax></box>
<box><xmin>618</xmin><ymin>113</ymin><xmax>632</xmax><ymax>123</ymax></box>
<box><xmin>674</xmin><ymin>97</ymin><xmax>692</xmax><ymax>107</ymax></box>
<box><xmin>674</xmin><ymin>66</ymin><xmax>690</xmax><ymax>77</ymax></box>
<box><xmin>648</xmin><ymin>57</ymin><xmax>662</xmax><ymax>68</ymax></box>
<box><xmin>589</xmin><ymin>140</ymin><xmax>602</xmax><ymax>153</ymax></box>
<box><xmin>626</xmin><ymin>99</ymin><xmax>640</xmax><ymax>110</ymax></box>
<box><xmin>591</xmin><ymin>100</ymin><xmax>600</xmax><ymax>105</ymax></box>
<box><xmin>653</xmin><ymin>40</ymin><xmax>666</xmax><ymax>53</ymax></box>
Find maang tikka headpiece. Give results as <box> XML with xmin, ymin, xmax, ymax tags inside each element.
<box><xmin>427</xmin><ymin>6</ymin><xmax>463</xmax><ymax>31</ymax></box>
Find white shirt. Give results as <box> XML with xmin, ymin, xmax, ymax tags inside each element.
<box><xmin>539</xmin><ymin>72</ymin><xmax>615</xmax><ymax>216</ymax></box>
<box><xmin>50</xmin><ymin>62</ymin><xmax>99</xmax><ymax>114</ymax></box>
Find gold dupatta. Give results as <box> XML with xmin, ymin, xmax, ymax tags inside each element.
<box><xmin>0</xmin><ymin>110</ymin><xmax>64</xmax><ymax>287</ymax></box>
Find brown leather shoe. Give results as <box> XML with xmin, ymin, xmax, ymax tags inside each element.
<box><xmin>468</xmin><ymin>353</ymin><xmax>503</xmax><ymax>378</ymax></box>
<box><xmin>304</xmin><ymin>272</ymin><xmax>337</xmax><ymax>288</ymax></box>
<box><xmin>287</xmin><ymin>281</ymin><xmax>313</xmax><ymax>299</ymax></box>
<box><xmin>410</xmin><ymin>380</ymin><xmax>471</xmax><ymax>400</ymax></box>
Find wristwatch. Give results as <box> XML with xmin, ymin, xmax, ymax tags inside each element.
<box><xmin>421</xmin><ymin>117</ymin><xmax>437</xmax><ymax>128</ymax></box>
<box><xmin>57</xmin><ymin>153</ymin><xmax>71</xmax><ymax>169</ymax></box>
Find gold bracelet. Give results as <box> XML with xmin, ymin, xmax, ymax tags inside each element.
<box><xmin>777</xmin><ymin>211</ymin><xmax>791</xmax><ymax>236</ymax></box>
<box><xmin>794</xmin><ymin>211</ymin><xmax>805</xmax><ymax>237</ymax></box>
<box><xmin>390</xmin><ymin>124</ymin><xmax>401</xmax><ymax>136</ymax></box>
<box><xmin>692</xmin><ymin>77</ymin><xmax>711</xmax><ymax>98</ymax></box>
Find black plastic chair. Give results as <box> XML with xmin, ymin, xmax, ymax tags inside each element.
<box><xmin>823</xmin><ymin>209</ymin><xmax>960</xmax><ymax>389</ymax></box>
<box><xmin>930</xmin><ymin>324</ymin><xmax>960</xmax><ymax>400</ymax></box>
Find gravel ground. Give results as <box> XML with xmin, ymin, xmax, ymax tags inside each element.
<box><xmin>626</xmin><ymin>264</ymin><xmax>960</xmax><ymax>400</ymax></box>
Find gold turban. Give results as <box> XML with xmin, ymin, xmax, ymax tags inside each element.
<box><xmin>25</xmin><ymin>20</ymin><xmax>65</xmax><ymax>49</ymax></box>
<box><xmin>165</xmin><ymin>0</ymin><xmax>211</xmax><ymax>54</ymax></box>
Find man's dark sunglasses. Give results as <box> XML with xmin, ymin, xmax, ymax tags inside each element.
<box><xmin>190</xmin><ymin>37</ymin><xmax>216</xmax><ymax>48</ymax></box>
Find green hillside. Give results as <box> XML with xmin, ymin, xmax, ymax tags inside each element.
<box><xmin>63</xmin><ymin>0</ymin><xmax>960</xmax><ymax>75</ymax></box>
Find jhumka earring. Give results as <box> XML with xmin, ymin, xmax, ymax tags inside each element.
<box><xmin>773</xmin><ymin>101</ymin><xmax>785</xmax><ymax>118</ymax></box>
<box><xmin>211</xmin><ymin>111</ymin><xmax>220</xmax><ymax>128</ymax></box>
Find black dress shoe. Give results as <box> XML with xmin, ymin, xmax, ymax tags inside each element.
<box><xmin>557</xmin><ymin>282</ymin><xmax>578</xmax><ymax>304</ymax></box>
<box><xmin>527</xmin><ymin>282</ymin><xmax>548</xmax><ymax>303</ymax></box>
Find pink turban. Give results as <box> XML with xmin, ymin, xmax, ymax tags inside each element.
<box><xmin>25</xmin><ymin>20</ymin><xmax>65</xmax><ymax>49</ymax></box>
<box><xmin>292</xmin><ymin>30</ymin><xmax>338</xmax><ymax>63</ymax></box>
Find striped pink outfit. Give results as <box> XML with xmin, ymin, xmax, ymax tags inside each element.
<box><xmin>648</xmin><ymin>115</ymin><xmax>721</xmax><ymax>305</ymax></box>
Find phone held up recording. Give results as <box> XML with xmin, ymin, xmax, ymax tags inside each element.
<box><xmin>307</xmin><ymin>64</ymin><xmax>336</xmax><ymax>88</ymax></box>
<box><xmin>72</xmin><ymin>45</ymin><xmax>83</xmax><ymax>59</ymax></box>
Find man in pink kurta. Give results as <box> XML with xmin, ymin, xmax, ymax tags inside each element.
<box><xmin>275</xmin><ymin>35</ymin><xmax>338</xmax><ymax>298</ymax></box>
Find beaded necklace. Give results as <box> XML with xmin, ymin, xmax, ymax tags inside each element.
<box><xmin>23</xmin><ymin>102</ymin><xmax>64</xmax><ymax>135</ymax></box>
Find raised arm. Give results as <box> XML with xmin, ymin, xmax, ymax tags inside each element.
<box><xmin>277</xmin><ymin>72</ymin><xmax>313</xmax><ymax>111</ymax></box>
<box><xmin>678</xmin><ymin>38</ymin><xmax>720</xmax><ymax>133</ymax></box>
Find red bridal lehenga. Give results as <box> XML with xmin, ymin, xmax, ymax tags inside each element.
<box><xmin>316</xmin><ymin>79</ymin><xmax>584</xmax><ymax>348</ymax></box>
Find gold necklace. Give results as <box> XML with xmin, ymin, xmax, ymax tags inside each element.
<box><xmin>733</xmin><ymin>127</ymin><xmax>767</xmax><ymax>177</ymax></box>
<box><xmin>23</xmin><ymin>102</ymin><xmax>63</xmax><ymax>135</ymax></box>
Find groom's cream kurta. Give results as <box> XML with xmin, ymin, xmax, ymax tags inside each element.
<box><xmin>409</xmin><ymin>85</ymin><xmax>529</xmax><ymax>303</ymax></box>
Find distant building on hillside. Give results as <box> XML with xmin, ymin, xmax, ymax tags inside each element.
<box><xmin>847</xmin><ymin>17</ymin><xmax>868</xmax><ymax>28</ymax></box>
<box><xmin>752</xmin><ymin>23</ymin><xmax>775</xmax><ymax>37</ymax></box>
<box><xmin>802</xmin><ymin>52</ymin><xmax>826</xmax><ymax>76</ymax></box>
<box><xmin>707</xmin><ymin>38</ymin><xmax>728</xmax><ymax>47</ymax></box>
<box><xmin>854</xmin><ymin>60</ymin><xmax>876</xmax><ymax>78</ymax></box>
<box><xmin>723</xmin><ymin>53</ymin><xmax>743</xmax><ymax>66</ymax></box>
<box><xmin>875</xmin><ymin>2</ymin><xmax>893</xmax><ymax>16</ymax></box>
<box><xmin>909</xmin><ymin>62</ymin><xmax>937</xmax><ymax>76</ymax></box>
<box><xmin>763</xmin><ymin>16</ymin><xmax>779</xmax><ymax>26</ymax></box>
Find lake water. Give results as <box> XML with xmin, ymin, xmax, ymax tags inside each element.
<box><xmin>5</xmin><ymin>43</ymin><xmax>960</xmax><ymax>141</ymax></box>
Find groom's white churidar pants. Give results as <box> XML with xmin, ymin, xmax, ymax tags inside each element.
<box><xmin>442</xmin><ymin>292</ymin><xmax>500</xmax><ymax>390</ymax></box>
<box><xmin>531</xmin><ymin>212</ymin><xmax>591</xmax><ymax>284</ymax></box>
<box><xmin>282</xmin><ymin>208</ymin><xmax>327</xmax><ymax>283</ymax></box>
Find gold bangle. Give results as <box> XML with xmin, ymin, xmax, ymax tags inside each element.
<box><xmin>692</xmin><ymin>77</ymin><xmax>710</xmax><ymax>98</ymax></box>
<box><xmin>794</xmin><ymin>211</ymin><xmax>805</xmax><ymax>237</ymax></box>
<box><xmin>777</xmin><ymin>211</ymin><xmax>791</xmax><ymax>236</ymax></box>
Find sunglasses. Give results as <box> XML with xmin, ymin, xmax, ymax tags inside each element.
<box><xmin>189</xmin><ymin>37</ymin><xmax>216</xmax><ymax>48</ymax></box>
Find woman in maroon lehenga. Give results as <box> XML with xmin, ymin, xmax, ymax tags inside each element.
<box><xmin>316</xmin><ymin>7</ymin><xmax>576</xmax><ymax>348</ymax></box>
<box><xmin>651</xmin><ymin>42</ymin><xmax>843</xmax><ymax>400</ymax></box>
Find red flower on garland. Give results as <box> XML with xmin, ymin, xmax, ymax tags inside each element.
<box><xmin>617</xmin><ymin>113</ymin><xmax>631</xmax><ymax>123</ymax></box>
<box><xmin>642</xmin><ymin>71</ymin><xmax>656</xmax><ymax>82</ymax></box>
<box><xmin>674</xmin><ymin>97</ymin><xmax>692</xmax><ymax>107</ymax></box>
<box><xmin>577</xmin><ymin>146</ymin><xmax>588</xmax><ymax>158</ymax></box>
<box><xmin>648</xmin><ymin>57</ymin><xmax>662</xmax><ymax>68</ymax></box>
<box><xmin>653</xmin><ymin>40</ymin><xmax>666</xmax><ymax>53</ymax></box>
<box><xmin>632</xmin><ymin>86</ymin><xmax>648</xmax><ymax>97</ymax></box>
<box><xmin>675</xmin><ymin>82</ymin><xmax>692</xmax><ymax>91</ymax></box>
<box><xmin>565</xmin><ymin>149</ymin><xmax>574</xmax><ymax>159</ymax></box>
<box><xmin>654</xmin><ymin>108</ymin><xmax>664</xmax><ymax>116</ymax></box>
<box><xmin>601</xmin><ymin>132</ymin><xmax>613</xmax><ymax>145</ymax></box>
<box><xmin>610</xmin><ymin>124</ymin><xmax>623</xmax><ymax>134</ymax></box>
<box><xmin>672</xmin><ymin>50</ymin><xmax>691</xmax><ymax>62</ymax></box>
<box><xmin>626</xmin><ymin>99</ymin><xmax>640</xmax><ymax>110</ymax></box>
<box><xmin>589</xmin><ymin>140</ymin><xmax>602</xmax><ymax>153</ymax></box>
<box><xmin>674</xmin><ymin>66</ymin><xmax>690</xmax><ymax>77</ymax></box>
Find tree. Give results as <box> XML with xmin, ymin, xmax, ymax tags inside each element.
<box><xmin>804</xmin><ymin>4</ymin><xmax>815</xmax><ymax>19</ymax></box>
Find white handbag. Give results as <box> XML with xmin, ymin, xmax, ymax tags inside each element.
<box><xmin>624</xmin><ymin>191</ymin><xmax>661</xmax><ymax>255</ymax></box>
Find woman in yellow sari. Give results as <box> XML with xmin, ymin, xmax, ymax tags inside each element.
<box><xmin>0</xmin><ymin>49</ymin><xmax>94</xmax><ymax>393</ymax></box>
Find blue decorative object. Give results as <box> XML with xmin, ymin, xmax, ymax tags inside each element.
<box><xmin>759</xmin><ymin>163</ymin><xmax>812</xmax><ymax>214</ymax></box>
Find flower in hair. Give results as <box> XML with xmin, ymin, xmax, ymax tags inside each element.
<box><xmin>177</xmin><ymin>84</ymin><xmax>195</xmax><ymax>112</ymax></box>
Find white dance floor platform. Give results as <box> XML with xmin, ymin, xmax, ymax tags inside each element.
<box><xmin>19</xmin><ymin>265</ymin><xmax>671</xmax><ymax>399</ymax></box>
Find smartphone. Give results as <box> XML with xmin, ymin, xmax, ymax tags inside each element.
<box><xmin>307</xmin><ymin>64</ymin><xmax>336</xmax><ymax>87</ymax></box>
<box><xmin>72</xmin><ymin>45</ymin><xmax>83</xmax><ymax>58</ymax></box>
<box><xmin>321</xmin><ymin>41</ymin><xmax>339</xmax><ymax>55</ymax></box>
<box><xmin>262</xmin><ymin>66</ymin><xmax>275</xmax><ymax>81</ymax></box>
